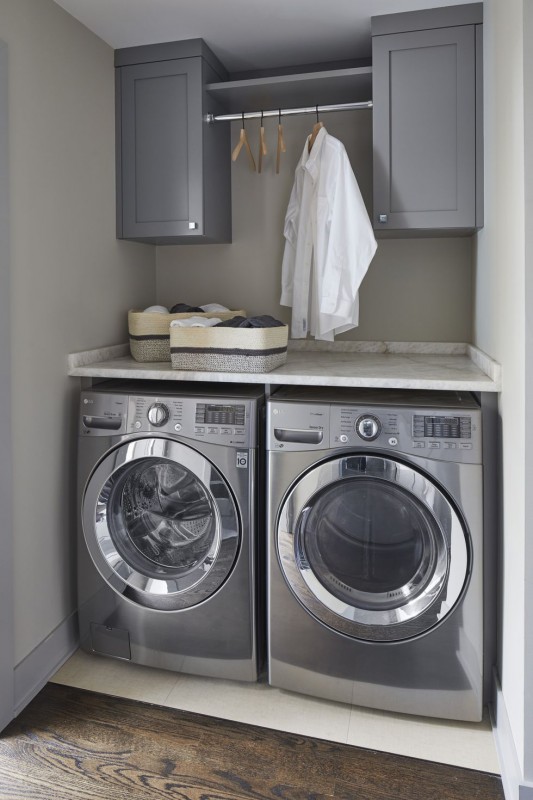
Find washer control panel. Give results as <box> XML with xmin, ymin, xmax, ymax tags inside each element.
<box><xmin>80</xmin><ymin>391</ymin><xmax>254</xmax><ymax>447</ymax></box>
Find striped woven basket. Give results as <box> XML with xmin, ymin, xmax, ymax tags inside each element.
<box><xmin>170</xmin><ymin>324</ymin><xmax>289</xmax><ymax>373</ymax></box>
<box><xmin>128</xmin><ymin>309</ymin><xmax>246</xmax><ymax>362</ymax></box>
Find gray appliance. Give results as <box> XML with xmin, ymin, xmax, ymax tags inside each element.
<box><xmin>78</xmin><ymin>381</ymin><xmax>263</xmax><ymax>681</ymax></box>
<box><xmin>267</xmin><ymin>387</ymin><xmax>484</xmax><ymax>720</ymax></box>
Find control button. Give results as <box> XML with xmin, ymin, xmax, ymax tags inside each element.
<box><xmin>147</xmin><ymin>403</ymin><xmax>170</xmax><ymax>427</ymax></box>
<box><xmin>444</xmin><ymin>442</ymin><xmax>457</xmax><ymax>449</ymax></box>
<box><xmin>388</xmin><ymin>437</ymin><xmax>398</xmax><ymax>447</ymax></box>
<box><xmin>195</xmin><ymin>426</ymin><xmax>205</xmax><ymax>435</ymax></box>
<box><xmin>412</xmin><ymin>441</ymin><xmax>425</xmax><ymax>448</ymax></box>
<box><xmin>134</xmin><ymin>420</ymin><xmax>142</xmax><ymax>430</ymax></box>
<box><xmin>355</xmin><ymin>414</ymin><xmax>381</xmax><ymax>441</ymax></box>
<box><xmin>174</xmin><ymin>423</ymin><xmax>182</xmax><ymax>432</ymax></box>
<box><xmin>428</xmin><ymin>442</ymin><xmax>441</xmax><ymax>449</ymax></box>
<box><xmin>221</xmin><ymin>427</ymin><xmax>233</xmax><ymax>435</ymax></box>
<box><xmin>339</xmin><ymin>434</ymin><xmax>349</xmax><ymax>443</ymax></box>
<box><xmin>208</xmin><ymin>426</ymin><xmax>220</xmax><ymax>434</ymax></box>
<box><xmin>460</xmin><ymin>442</ymin><xmax>473</xmax><ymax>449</ymax></box>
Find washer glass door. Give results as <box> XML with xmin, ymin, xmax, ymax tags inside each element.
<box><xmin>277</xmin><ymin>455</ymin><xmax>470</xmax><ymax>641</ymax></box>
<box><xmin>83</xmin><ymin>438</ymin><xmax>239</xmax><ymax>611</ymax></box>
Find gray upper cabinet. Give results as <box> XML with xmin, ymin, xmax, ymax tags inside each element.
<box><xmin>115</xmin><ymin>40</ymin><xmax>231</xmax><ymax>244</ymax></box>
<box><xmin>372</xmin><ymin>4</ymin><xmax>483</xmax><ymax>233</ymax></box>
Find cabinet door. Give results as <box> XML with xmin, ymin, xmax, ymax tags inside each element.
<box><xmin>119</xmin><ymin>58</ymin><xmax>203</xmax><ymax>240</ymax></box>
<box><xmin>373</xmin><ymin>25</ymin><xmax>476</xmax><ymax>230</ymax></box>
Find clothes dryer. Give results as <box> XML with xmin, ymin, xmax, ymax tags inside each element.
<box><xmin>78</xmin><ymin>381</ymin><xmax>263</xmax><ymax>681</ymax></box>
<box><xmin>267</xmin><ymin>387</ymin><xmax>484</xmax><ymax>720</ymax></box>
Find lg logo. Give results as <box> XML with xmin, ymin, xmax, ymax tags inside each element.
<box><xmin>236</xmin><ymin>452</ymin><xmax>248</xmax><ymax>469</ymax></box>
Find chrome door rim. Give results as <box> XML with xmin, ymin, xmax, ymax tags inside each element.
<box><xmin>277</xmin><ymin>455</ymin><xmax>470</xmax><ymax>642</ymax></box>
<box><xmin>83</xmin><ymin>437</ymin><xmax>240</xmax><ymax>611</ymax></box>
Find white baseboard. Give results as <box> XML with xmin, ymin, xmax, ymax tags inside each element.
<box><xmin>492</xmin><ymin>670</ymin><xmax>533</xmax><ymax>800</ymax></box>
<box><xmin>13</xmin><ymin>612</ymin><xmax>79</xmax><ymax>717</ymax></box>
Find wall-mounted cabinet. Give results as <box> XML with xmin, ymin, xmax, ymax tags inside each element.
<box><xmin>114</xmin><ymin>4</ymin><xmax>483</xmax><ymax>245</ymax></box>
<box><xmin>115</xmin><ymin>40</ymin><xmax>231</xmax><ymax>244</ymax></box>
<box><xmin>371</xmin><ymin>3</ymin><xmax>483</xmax><ymax>234</ymax></box>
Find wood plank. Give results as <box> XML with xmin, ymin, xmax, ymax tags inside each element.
<box><xmin>0</xmin><ymin>684</ymin><xmax>504</xmax><ymax>800</ymax></box>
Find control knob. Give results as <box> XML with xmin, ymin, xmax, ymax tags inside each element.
<box><xmin>147</xmin><ymin>402</ymin><xmax>169</xmax><ymax>427</ymax></box>
<box><xmin>355</xmin><ymin>414</ymin><xmax>381</xmax><ymax>441</ymax></box>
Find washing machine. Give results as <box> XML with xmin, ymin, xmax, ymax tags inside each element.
<box><xmin>267</xmin><ymin>386</ymin><xmax>484</xmax><ymax>721</ymax></box>
<box><xmin>78</xmin><ymin>380</ymin><xmax>263</xmax><ymax>681</ymax></box>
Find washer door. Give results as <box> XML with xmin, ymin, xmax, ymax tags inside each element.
<box><xmin>83</xmin><ymin>438</ymin><xmax>239</xmax><ymax>611</ymax></box>
<box><xmin>277</xmin><ymin>455</ymin><xmax>470</xmax><ymax>642</ymax></box>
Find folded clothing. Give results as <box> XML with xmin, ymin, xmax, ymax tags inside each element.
<box><xmin>215</xmin><ymin>315</ymin><xmax>285</xmax><ymax>329</ymax></box>
<box><xmin>169</xmin><ymin>302</ymin><xmax>204</xmax><ymax>313</ymax></box>
<box><xmin>200</xmin><ymin>303</ymin><xmax>230</xmax><ymax>313</ymax></box>
<box><xmin>170</xmin><ymin>316</ymin><xmax>223</xmax><ymax>328</ymax></box>
<box><xmin>169</xmin><ymin>302</ymin><xmax>231</xmax><ymax>314</ymax></box>
<box><xmin>143</xmin><ymin>305</ymin><xmax>169</xmax><ymax>314</ymax></box>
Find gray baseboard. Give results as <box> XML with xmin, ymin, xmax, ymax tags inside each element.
<box><xmin>13</xmin><ymin>612</ymin><xmax>79</xmax><ymax>717</ymax></box>
<box><xmin>492</xmin><ymin>670</ymin><xmax>533</xmax><ymax>800</ymax></box>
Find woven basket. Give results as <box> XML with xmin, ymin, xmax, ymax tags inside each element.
<box><xmin>170</xmin><ymin>324</ymin><xmax>289</xmax><ymax>373</ymax></box>
<box><xmin>128</xmin><ymin>309</ymin><xmax>246</xmax><ymax>362</ymax></box>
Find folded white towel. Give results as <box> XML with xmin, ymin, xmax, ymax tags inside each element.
<box><xmin>170</xmin><ymin>316</ymin><xmax>223</xmax><ymax>328</ymax></box>
<box><xmin>143</xmin><ymin>305</ymin><xmax>169</xmax><ymax>314</ymax></box>
<box><xmin>200</xmin><ymin>303</ymin><xmax>230</xmax><ymax>313</ymax></box>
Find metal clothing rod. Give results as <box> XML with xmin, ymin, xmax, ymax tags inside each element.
<box><xmin>206</xmin><ymin>100</ymin><xmax>373</xmax><ymax>124</ymax></box>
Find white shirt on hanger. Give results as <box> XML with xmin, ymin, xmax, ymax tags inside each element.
<box><xmin>280</xmin><ymin>127</ymin><xmax>377</xmax><ymax>341</ymax></box>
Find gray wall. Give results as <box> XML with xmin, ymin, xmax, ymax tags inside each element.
<box><xmin>156</xmin><ymin>111</ymin><xmax>472</xmax><ymax>343</ymax></box>
<box><xmin>0</xmin><ymin>38</ymin><xmax>14</xmax><ymax>731</ymax></box>
<box><xmin>523</xmin><ymin>0</ymin><xmax>533</xmax><ymax>788</ymax></box>
<box><xmin>0</xmin><ymin>0</ymin><xmax>155</xmax><ymax>670</ymax></box>
<box><xmin>473</xmin><ymin>0</ymin><xmax>531</xmax><ymax>797</ymax></box>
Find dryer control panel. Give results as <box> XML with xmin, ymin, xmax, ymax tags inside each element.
<box><xmin>267</xmin><ymin>393</ymin><xmax>482</xmax><ymax>465</ymax></box>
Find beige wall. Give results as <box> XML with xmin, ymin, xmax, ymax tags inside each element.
<box><xmin>0</xmin><ymin>0</ymin><xmax>156</xmax><ymax>663</ymax></box>
<box><xmin>473</xmin><ymin>0</ymin><xmax>526</xmax><ymax>772</ymax></box>
<box><xmin>157</xmin><ymin>112</ymin><xmax>473</xmax><ymax>344</ymax></box>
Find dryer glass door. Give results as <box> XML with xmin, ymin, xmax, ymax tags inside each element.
<box><xmin>277</xmin><ymin>455</ymin><xmax>470</xmax><ymax>642</ymax></box>
<box><xmin>83</xmin><ymin>438</ymin><xmax>239</xmax><ymax>611</ymax></box>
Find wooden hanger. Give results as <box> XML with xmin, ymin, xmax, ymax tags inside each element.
<box><xmin>308</xmin><ymin>105</ymin><xmax>324</xmax><ymax>152</ymax></box>
<box><xmin>276</xmin><ymin>109</ymin><xmax>286</xmax><ymax>174</ymax></box>
<box><xmin>231</xmin><ymin>112</ymin><xmax>256</xmax><ymax>171</ymax></box>
<box><xmin>258</xmin><ymin>111</ymin><xmax>267</xmax><ymax>174</ymax></box>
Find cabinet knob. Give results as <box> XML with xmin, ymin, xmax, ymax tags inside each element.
<box><xmin>188</xmin><ymin>222</ymin><xmax>198</xmax><ymax>230</ymax></box>
<box><xmin>378</xmin><ymin>214</ymin><xmax>388</xmax><ymax>224</ymax></box>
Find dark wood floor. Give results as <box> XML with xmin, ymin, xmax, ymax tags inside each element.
<box><xmin>0</xmin><ymin>683</ymin><xmax>504</xmax><ymax>800</ymax></box>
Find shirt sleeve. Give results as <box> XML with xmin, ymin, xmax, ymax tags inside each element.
<box><xmin>280</xmin><ymin>170</ymin><xmax>302</xmax><ymax>308</ymax></box>
<box><xmin>315</xmin><ymin>141</ymin><xmax>377</xmax><ymax>337</ymax></box>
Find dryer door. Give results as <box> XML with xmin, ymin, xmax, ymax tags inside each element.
<box><xmin>82</xmin><ymin>438</ymin><xmax>239</xmax><ymax>611</ymax></box>
<box><xmin>277</xmin><ymin>455</ymin><xmax>470</xmax><ymax>642</ymax></box>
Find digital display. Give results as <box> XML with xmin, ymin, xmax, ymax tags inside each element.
<box><xmin>413</xmin><ymin>415</ymin><xmax>472</xmax><ymax>439</ymax></box>
<box><xmin>195</xmin><ymin>403</ymin><xmax>246</xmax><ymax>426</ymax></box>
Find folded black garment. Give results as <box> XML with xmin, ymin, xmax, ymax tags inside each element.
<box><xmin>170</xmin><ymin>303</ymin><xmax>204</xmax><ymax>313</ymax></box>
<box><xmin>214</xmin><ymin>315</ymin><xmax>285</xmax><ymax>328</ymax></box>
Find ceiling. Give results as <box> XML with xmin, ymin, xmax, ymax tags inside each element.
<box><xmin>52</xmin><ymin>0</ymin><xmax>475</xmax><ymax>73</ymax></box>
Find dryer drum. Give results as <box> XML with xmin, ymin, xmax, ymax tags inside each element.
<box><xmin>277</xmin><ymin>454</ymin><xmax>470</xmax><ymax>642</ymax></box>
<box><xmin>301</xmin><ymin>477</ymin><xmax>440</xmax><ymax>609</ymax></box>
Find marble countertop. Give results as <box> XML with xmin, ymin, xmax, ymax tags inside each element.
<box><xmin>67</xmin><ymin>341</ymin><xmax>501</xmax><ymax>392</ymax></box>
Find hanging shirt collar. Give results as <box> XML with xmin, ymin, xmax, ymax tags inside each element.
<box><xmin>297</xmin><ymin>126</ymin><xmax>327</xmax><ymax>182</ymax></box>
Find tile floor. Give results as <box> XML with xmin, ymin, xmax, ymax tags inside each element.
<box><xmin>51</xmin><ymin>649</ymin><xmax>500</xmax><ymax>775</ymax></box>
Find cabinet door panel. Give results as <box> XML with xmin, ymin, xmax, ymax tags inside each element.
<box><xmin>373</xmin><ymin>25</ymin><xmax>476</xmax><ymax>230</ymax></box>
<box><xmin>120</xmin><ymin>59</ymin><xmax>202</xmax><ymax>239</ymax></box>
